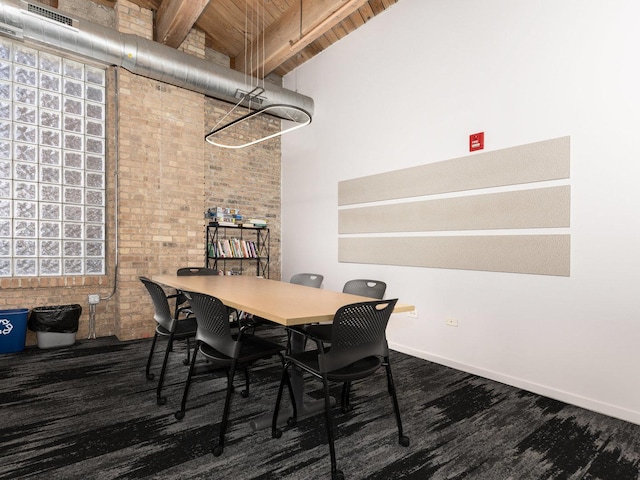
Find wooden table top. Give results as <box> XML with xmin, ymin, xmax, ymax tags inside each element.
<box><xmin>153</xmin><ymin>274</ymin><xmax>414</xmax><ymax>326</ymax></box>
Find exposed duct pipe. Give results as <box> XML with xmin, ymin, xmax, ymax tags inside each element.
<box><xmin>0</xmin><ymin>0</ymin><xmax>314</xmax><ymax>119</ymax></box>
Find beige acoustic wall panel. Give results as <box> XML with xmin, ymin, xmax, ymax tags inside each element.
<box><xmin>339</xmin><ymin>186</ymin><xmax>571</xmax><ymax>233</ymax></box>
<box><xmin>338</xmin><ymin>136</ymin><xmax>570</xmax><ymax>206</ymax></box>
<box><xmin>338</xmin><ymin>235</ymin><xmax>571</xmax><ymax>276</ymax></box>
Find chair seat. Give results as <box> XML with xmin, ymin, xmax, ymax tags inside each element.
<box><xmin>289</xmin><ymin>349</ymin><xmax>383</xmax><ymax>382</ymax></box>
<box><xmin>156</xmin><ymin>317</ymin><xmax>198</xmax><ymax>338</ymax></box>
<box><xmin>199</xmin><ymin>334</ymin><xmax>284</xmax><ymax>366</ymax></box>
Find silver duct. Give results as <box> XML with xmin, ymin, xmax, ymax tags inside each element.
<box><xmin>0</xmin><ymin>0</ymin><xmax>314</xmax><ymax>118</ymax></box>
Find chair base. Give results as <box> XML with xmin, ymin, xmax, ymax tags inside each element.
<box><xmin>212</xmin><ymin>444</ymin><xmax>224</xmax><ymax>457</ymax></box>
<box><xmin>332</xmin><ymin>470</ymin><xmax>344</xmax><ymax>480</ymax></box>
<box><xmin>253</xmin><ymin>396</ymin><xmax>332</xmax><ymax>431</ymax></box>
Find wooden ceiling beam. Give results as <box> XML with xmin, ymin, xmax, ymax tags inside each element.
<box><xmin>155</xmin><ymin>0</ymin><xmax>210</xmax><ymax>47</ymax></box>
<box><xmin>233</xmin><ymin>0</ymin><xmax>372</xmax><ymax>78</ymax></box>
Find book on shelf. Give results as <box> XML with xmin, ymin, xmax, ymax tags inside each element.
<box><xmin>232</xmin><ymin>239</ymin><xmax>242</xmax><ymax>257</ymax></box>
<box><xmin>210</xmin><ymin>238</ymin><xmax>259</xmax><ymax>259</ymax></box>
<box><xmin>210</xmin><ymin>221</ymin><xmax>238</xmax><ymax>227</ymax></box>
<box><xmin>241</xmin><ymin>223</ymin><xmax>267</xmax><ymax>229</ymax></box>
<box><xmin>247</xmin><ymin>241</ymin><xmax>256</xmax><ymax>258</ymax></box>
<box><xmin>221</xmin><ymin>240</ymin><xmax>228</xmax><ymax>257</ymax></box>
<box><xmin>243</xmin><ymin>219</ymin><xmax>266</xmax><ymax>228</ymax></box>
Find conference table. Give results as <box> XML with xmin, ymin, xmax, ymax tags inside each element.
<box><xmin>153</xmin><ymin>274</ymin><xmax>414</xmax><ymax>429</ymax></box>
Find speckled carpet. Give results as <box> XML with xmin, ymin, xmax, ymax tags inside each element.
<box><xmin>1</xmin><ymin>331</ymin><xmax>639</xmax><ymax>479</ymax></box>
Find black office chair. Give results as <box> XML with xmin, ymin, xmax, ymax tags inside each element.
<box><xmin>303</xmin><ymin>279</ymin><xmax>388</xmax><ymax>410</ymax></box>
<box><xmin>342</xmin><ymin>278</ymin><xmax>386</xmax><ymax>298</ymax></box>
<box><xmin>276</xmin><ymin>272</ymin><xmax>325</xmax><ymax>347</ymax></box>
<box><xmin>173</xmin><ymin>267</ymin><xmax>220</xmax><ymax>319</ymax></box>
<box><xmin>177</xmin><ymin>267</ymin><xmax>220</xmax><ymax>276</ymax></box>
<box><xmin>305</xmin><ymin>278</ymin><xmax>387</xmax><ymax>344</ymax></box>
<box><xmin>289</xmin><ymin>273</ymin><xmax>324</xmax><ymax>288</ymax></box>
<box><xmin>174</xmin><ymin>291</ymin><xmax>287</xmax><ymax>457</ymax></box>
<box><xmin>272</xmin><ymin>299</ymin><xmax>409</xmax><ymax>480</ymax></box>
<box><xmin>140</xmin><ymin>276</ymin><xmax>198</xmax><ymax>406</ymax></box>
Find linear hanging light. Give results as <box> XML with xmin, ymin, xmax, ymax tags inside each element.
<box><xmin>205</xmin><ymin>103</ymin><xmax>311</xmax><ymax>149</ymax></box>
<box><xmin>205</xmin><ymin>0</ymin><xmax>312</xmax><ymax>149</ymax></box>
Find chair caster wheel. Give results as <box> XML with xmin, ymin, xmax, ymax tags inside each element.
<box><xmin>332</xmin><ymin>469</ymin><xmax>344</xmax><ymax>480</ymax></box>
<box><xmin>146</xmin><ymin>373</ymin><xmax>154</xmax><ymax>381</ymax></box>
<box><xmin>399</xmin><ymin>435</ymin><xmax>410</xmax><ymax>447</ymax></box>
<box><xmin>241</xmin><ymin>389</ymin><xmax>249</xmax><ymax>398</ymax></box>
<box><xmin>287</xmin><ymin>417</ymin><xmax>297</xmax><ymax>427</ymax></box>
<box><xmin>272</xmin><ymin>428</ymin><xmax>282</xmax><ymax>439</ymax></box>
<box><xmin>174</xmin><ymin>411</ymin><xmax>185</xmax><ymax>421</ymax></box>
<box><xmin>157</xmin><ymin>396</ymin><xmax>167</xmax><ymax>406</ymax></box>
<box><xmin>212</xmin><ymin>445</ymin><xmax>224</xmax><ymax>457</ymax></box>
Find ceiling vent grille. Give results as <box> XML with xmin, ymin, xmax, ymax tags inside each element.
<box><xmin>26</xmin><ymin>3</ymin><xmax>75</xmax><ymax>27</ymax></box>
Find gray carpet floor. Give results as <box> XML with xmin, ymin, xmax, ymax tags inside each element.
<box><xmin>1</xmin><ymin>330</ymin><xmax>639</xmax><ymax>479</ymax></box>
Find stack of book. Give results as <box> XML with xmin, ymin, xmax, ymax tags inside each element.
<box><xmin>206</xmin><ymin>207</ymin><xmax>242</xmax><ymax>226</ymax></box>
<box><xmin>242</xmin><ymin>218</ymin><xmax>267</xmax><ymax>228</ymax></box>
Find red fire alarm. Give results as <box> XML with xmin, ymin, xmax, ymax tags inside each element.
<box><xmin>469</xmin><ymin>132</ymin><xmax>484</xmax><ymax>152</ymax></box>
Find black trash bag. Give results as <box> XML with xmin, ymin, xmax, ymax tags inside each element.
<box><xmin>28</xmin><ymin>304</ymin><xmax>82</xmax><ymax>333</ymax></box>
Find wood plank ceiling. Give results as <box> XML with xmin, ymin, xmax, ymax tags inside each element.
<box><xmin>62</xmin><ymin>0</ymin><xmax>399</xmax><ymax>78</ymax></box>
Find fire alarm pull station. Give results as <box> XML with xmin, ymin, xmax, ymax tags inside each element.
<box><xmin>470</xmin><ymin>132</ymin><xmax>484</xmax><ymax>152</ymax></box>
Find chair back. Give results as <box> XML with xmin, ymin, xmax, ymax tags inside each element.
<box><xmin>183</xmin><ymin>291</ymin><xmax>239</xmax><ymax>359</ymax></box>
<box><xmin>342</xmin><ymin>279</ymin><xmax>386</xmax><ymax>299</ymax></box>
<box><xmin>139</xmin><ymin>276</ymin><xmax>176</xmax><ymax>332</ymax></box>
<box><xmin>319</xmin><ymin>298</ymin><xmax>398</xmax><ymax>374</ymax></box>
<box><xmin>177</xmin><ymin>267</ymin><xmax>220</xmax><ymax>276</ymax></box>
<box><xmin>290</xmin><ymin>273</ymin><xmax>324</xmax><ymax>288</ymax></box>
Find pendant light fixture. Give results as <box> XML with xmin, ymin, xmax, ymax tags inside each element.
<box><xmin>205</xmin><ymin>0</ymin><xmax>311</xmax><ymax>149</ymax></box>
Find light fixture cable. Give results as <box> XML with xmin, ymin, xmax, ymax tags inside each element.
<box><xmin>205</xmin><ymin>0</ymin><xmax>312</xmax><ymax>149</ymax></box>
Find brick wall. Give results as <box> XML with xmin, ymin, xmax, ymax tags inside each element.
<box><xmin>115</xmin><ymin>67</ymin><xmax>206</xmax><ymax>340</ymax></box>
<box><xmin>116</xmin><ymin>0</ymin><xmax>203</xmax><ymax>341</ymax></box>
<box><xmin>114</xmin><ymin>0</ymin><xmax>153</xmax><ymax>40</ymax></box>
<box><xmin>203</xmin><ymin>97</ymin><xmax>283</xmax><ymax>282</ymax></box>
<box><xmin>2</xmin><ymin>0</ymin><xmax>282</xmax><ymax>345</ymax></box>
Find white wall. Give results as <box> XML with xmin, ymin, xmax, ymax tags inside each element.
<box><xmin>281</xmin><ymin>0</ymin><xmax>640</xmax><ymax>425</ymax></box>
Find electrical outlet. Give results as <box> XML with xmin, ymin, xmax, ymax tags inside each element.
<box><xmin>408</xmin><ymin>308</ymin><xmax>418</xmax><ymax>318</ymax></box>
<box><xmin>88</xmin><ymin>294</ymin><xmax>100</xmax><ymax>305</ymax></box>
<box><xmin>446</xmin><ymin>317</ymin><xmax>458</xmax><ymax>327</ymax></box>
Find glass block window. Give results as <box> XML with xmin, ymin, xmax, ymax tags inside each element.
<box><xmin>0</xmin><ymin>40</ymin><xmax>106</xmax><ymax>276</ymax></box>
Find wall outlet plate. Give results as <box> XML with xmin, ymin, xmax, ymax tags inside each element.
<box><xmin>88</xmin><ymin>294</ymin><xmax>100</xmax><ymax>305</ymax></box>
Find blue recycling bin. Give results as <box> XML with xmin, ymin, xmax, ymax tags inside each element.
<box><xmin>0</xmin><ymin>308</ymin><xmax>29</xmax><ymax>354</ymax></box>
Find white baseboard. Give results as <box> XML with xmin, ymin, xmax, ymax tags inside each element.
<box><xmin>389</xmin><ymin>341</ymin><xmax>640</xmax><ymax>427</ymax></box>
